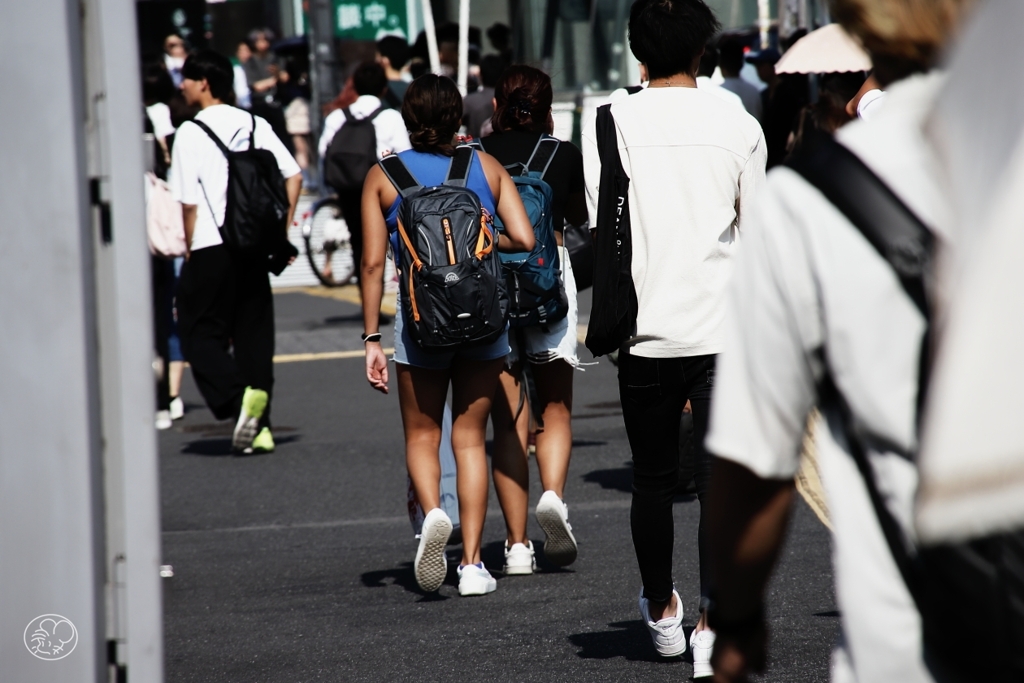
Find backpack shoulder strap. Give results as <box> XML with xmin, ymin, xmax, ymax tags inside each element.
<box><xmin>341</xmin><ymin>107</ymin><xmax>352</xmax><ymax>123</ymax></box>
<box><xmin>526</xmin><ymin>135</ymin><xmax>560</xmax><ymax>178</ymax></box>
<box><xmin>379</xmin><ymin>154</ymin><xmax>422</xmax><ymax>199</ymax></box>
<box><xmin>190</xmin><ymin>118</ymin><xmax>230</xmax><ymax>159</ymax></box>
<box><xmin>248</xmin><ymin>111</ymin><xmax>257</xmax><ymax>150</ymax></box>
<box><xmin>625</xmin><ymin>85</ymin><xmax>644</xmax><ymax>95</ymax></box>
<box><xmin>786</xmin><ymin>133</ymin><xmax>933</xmax><ymax>322</ymax></box>
<box><xmin>367</xmin><ymin>106</ymin><xmax>386</xmax><ymax>122</ymax></box>
<box><xmin>444</xmin><ymin>146</ymin><xmax>475</xmax><ymax>188</ymax></box>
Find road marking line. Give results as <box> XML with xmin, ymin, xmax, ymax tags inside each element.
<box><xmin>273</xmin><ymin>348</ymin><xmax>394</xmax><ymax>364</ymax></box>
<box><xmin>279</xmin><ymin>284</ymin><xmax>398</xmax><ymax>316</ymax></box>
<box><xmin>162</xmin><ymin>498</ymin><xmax>632</xmax><ymax>536</ymax></box>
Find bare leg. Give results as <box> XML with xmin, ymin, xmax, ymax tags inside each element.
<box><xmin>449</xmin><ymin>356</ymin><xmax>504</xmax><ymax>566</ymax></box>
<box><xmin>396</xmin><ymin>364</ymin><xmax>449</xmax><ymax>513</ymax></box>
<box><xmin>169</xmin><ymin>360</ymin><xmax>185</xmax><ymax>399</ymax></box>
<box><xmin>490</xmin><ymin>363</ymin><xmax>530</xmax><ymax>546</ymax></box>
<box><xmin>532</xmin><ymin>359</ymin><xmax>574</xmax><ymax>497</ymax></box>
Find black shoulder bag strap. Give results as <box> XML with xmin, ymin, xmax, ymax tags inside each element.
<box><xmin>444</xmin><ymin>146</ymin><xmax>475</xmax><ymax>188</ymax></box>
<box><xmin>525</xmin><ymin>135</ymin><xmax>560</xmax><ymax>178</ymax></box>
<box><xmin>786</xmin><ymin>133</ymin><xmax>934</xmax><ymax>611</ymax></box>
<box><xmin>378</xmin><ymin>154</ymin><xmax>422</xmax><ymax>199</ymax></box>
<box><xmin>190</xmin><ymin>118</ymin><xmax>234</xmax><ymax>232</ymax></box>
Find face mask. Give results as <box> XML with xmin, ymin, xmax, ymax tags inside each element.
<box><xmin>165</xmin><ymin>54</ymin><xmax>185</xmax><ymax>71</ymax></box>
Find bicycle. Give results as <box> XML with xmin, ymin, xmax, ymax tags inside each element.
<box><xmin>300</xmin><ymin>196</ymin><xmax>357</xmax><ymax>287</ymax></box>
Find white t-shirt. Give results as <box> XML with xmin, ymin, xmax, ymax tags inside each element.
<box><xmin>706</xmin><ymin>73</ymin><xmax>950</xmax><ymax>683</ymax></box>
<box><xmin>696</xmin><ymin>76</ymin><xmax>744</xmax><ymax>110</ymax></box>
<box><xmin>317</xmin><ymin>94</ymin><xmax>411</xmax><ymax>160</ymax></box>
<box><xmin>170</xmin><ymin>104</ymin><xmax>301</xmax><ymax>252</ymax></box>
<box><xmin>582</xmin><ymin>86</ymin><xmax>766</xmax><ymax>358</ymax></box>
<box><xmin>721</xmin><ymin>76</ymin><xmax>763</xmax><ymax>121</ymax></box>
<box><xmin>145</xmin><ymin>102</ymin><xmax>175</xmax><ymax>140</ymax></box>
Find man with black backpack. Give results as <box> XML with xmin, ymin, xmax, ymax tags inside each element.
<box><xmin>171</xmin><ymin>50</ymin><xmax>302</xmax><ymax>454</ymax></box>
<box><xmin>581</xmin><ymin>0</ymin><xmax>764</xmax><ymax>674</ymax></box>
<box><xmin>703</xmin><ymin>1</ymin><xmax>1000</xmax><ymax>682</ymax></box>
<box><xmin>318</xmin><ymin>62</ymin><xmax>410</xmax><ymax>287</ymax></box>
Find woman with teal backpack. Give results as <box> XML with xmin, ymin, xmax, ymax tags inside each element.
<box><xmin>478</xmin><ymin>65</ymin><xmax>589</xmax><ymax>576</ymax></box>
<box><xmin>360</xmin><ymin>74</ymin><xmax>535</xmax><ymax>597</ymax></box>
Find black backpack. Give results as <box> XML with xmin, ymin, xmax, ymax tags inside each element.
<box><xmin>192</xmin><ymin>112</ymin><xmax>289</xmax><ymax>255</ymax></box>
<box><xmin>379</xmin><ymin>146</ymin><xmax>509</xmax><ymax>350</ymax></box>
<box><xmin>788</xmin><ymin>132</ymin><xmax>1024</xmax><ymax>682</ymax></box>
<box><xmin>324</xmin><ymin>106</ymin><xmax>385</xmax><ymax>191</ymax></box>
<box><xmin>584</xmin><ymin>103</ymin><xmax>638</xmax><ymax>357</ymax></box>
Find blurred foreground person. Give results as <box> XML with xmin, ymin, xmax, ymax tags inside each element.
<box><xmin>582</xmin><ymin>0</ymin><xmax>764</xmax><ymax>675</ymax></box>
<box><xmin>360</xmin><ymin>75</ymin><xmax>534</xmax><ymax>597</ymax></box>
<box><xmin>171</xmin><ymin>51</ymin><xmax>302</xmax><ymax>454</ymax></box>
<box><xmin>705</xmin><ymin>1</ymin><xmax>988</xmax><ymax>681</ymax></box>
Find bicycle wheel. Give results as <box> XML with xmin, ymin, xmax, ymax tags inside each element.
<box><xmin>301</xmin><ymin>197</ymin><xmax>357</xmax><ymax>287</ymax></box>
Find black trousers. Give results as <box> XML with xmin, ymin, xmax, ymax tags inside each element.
<box><xmin>177</xmin><ymin>245</ymin><xmax>275</xmax><ymax>426</ymax></box>
<box><xmin>152</xmin><ymin>255</ymin><xmax>174</xmax><ymax>412</ymax></box>
<box><xmin>618</xmin><ymin>350</ymin><xmax>716</xmax><ymax>606</ymax></box>
<box><xmin>336</xmin><ymin>187</ymin><xmax>364</xmax><ymax>282</ymax></box>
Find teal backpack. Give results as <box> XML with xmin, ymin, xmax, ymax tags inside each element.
<box><xmin>478</xmin><ymin>135</ymin><xmax>568</xmax><ymax>328</ymax></box>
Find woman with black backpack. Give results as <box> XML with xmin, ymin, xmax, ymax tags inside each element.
<box><xmin>478</xmin><ymin>66</ymin><xmax>589</xmax><ymax>576</ymax></box>
<box><xmin>360</xmin><ymin>75</ymin><xmax>535</xmax><ymax>597</ymax></box>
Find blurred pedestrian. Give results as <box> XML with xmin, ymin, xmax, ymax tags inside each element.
<box><xmin>696</xmin><ymin>44</ymin><xmax>745</xmax><ymax>109</ymax></box>
<box><xmin>718</xmin><ymin>39</ymin><xmax>762</xmax><ymax>121</ymax></box>
<box><xmin>462</xmin><ymin>54</ymin><xmax>504</xmax><ymax>139</ymax></box>
<box><xmin>376</xmin><ymin>35</ymin><xmax>411</xmax><ymax>108</ymax></box>
<box><xmin>704</xmin><ymin>1</ymin><xmax>978</xmax><ymax>681</ymax></box>
<box><xmin>582</xmin><ymin>0</ymin><xmax>765</xmax><ymax>675</ymax></box>
<box><xmin>163</xmin><ymin>33</ymin><xmax>187</xmax><ymax>88</ymax></box>
<box><xmin>480</xmin><ymin>65</ymin><xmax>588</xmax><ymax>576</ymax></box>
<box><xmin>745</xmin><ymin>47</ymin><xmax>781</xmax><ymax>115</ymax></box>
<box><xmin>359</xmin><ymin>75</ymin><xmax>535</xmax><ymax>596</ymax></box>
<box><xmin>319</xmin><ymin>62</ymin><xmax>410</xmax><ymax>286</ymax></box>
<box><xmin>170</xmin><ymin>50</ymin><xmax>302</xmax><ymax>454</ymax></box>
<box><xmin>233</xmin><ymin>41</ymin><xmax>253</xmax><ymax>109</ymax></box>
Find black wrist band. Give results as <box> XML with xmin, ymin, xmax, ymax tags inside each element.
<box><xmin>361</xmin><ymin>332</ymin><xmax>382</xmax><ymax>343</ymax></box>
<box><xmin>707</xmin><ymin>603</ymin><xmax>765</xmax><ymax>639</ymax></box>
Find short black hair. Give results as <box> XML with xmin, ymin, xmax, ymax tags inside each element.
<box><xmin>181</xmin><ymin>50</ymin><xmax>235</xmax><ymax>102</ymax></box>
<box><xmin>628</xmin><ymin>0</ymin><xmax>721</xmax><ymax>80</ymax></box>
<box><xmin>377</xmin><ymin>35</ymin><xmax>411</xmax><ymax>70</ymax></box>
<box><xmin>480</xmin><ymin>54</ymin><xmax>505</xmax><ymax>88</ymax></box>
<box><xmin>718</xmin><ymin>38</ymin><xmax>744</xmax><ymax>74</ymax></box>
<box><xmin>353</xmin><ymin>61</ymin><xmax>388</xmax><ymax>97</ymax></box>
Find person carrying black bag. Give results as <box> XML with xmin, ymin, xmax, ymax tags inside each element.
<box><xmin>171</xmin><ymin>50</ymin><xmax>302</xmax><ymax>455</ymax></box>
<box><xmin>581</xmin><ymin>0</ymin><xmax>765</xmax><ymax>675</ymax></box>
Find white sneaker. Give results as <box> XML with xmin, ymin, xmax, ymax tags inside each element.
<box><xmin>169</xmin><ymin>396</ymin><xmax>185</xmax><ymax>420</ymax></box>
<box><xmin>414</xmin><ymin>508</ymin><xmax>452</xmax><ymax>592</ymax></box>
<box><xmin>690</xmin><ymin>629</ymin><xmax>716</xmax><ymax>678</ymax></box>
<box><xmin>638</xmin><ymin>588</ymin><xmax>686</xmax><ymax>657</ymax></box>
<box><xmin>535</xmin><ymin>491</ymin><xmax>578</xmax><ymax>566</ymax></box>
<box><xmin>457</xmin><ymin>563</ymin><xmax>497</xmax><ymax>596</ymax></box>
<box><xmin>155</xmin><ymin>410</ymin><xmax>172</xmax><ymax>430</ymax></box>
<box><xmin>504</xmin><ymin>541</ymin><xmax>536</xmax><ymax>575</ymax></box>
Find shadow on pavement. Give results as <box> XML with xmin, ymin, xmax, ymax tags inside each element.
<box><xmin>180</xmin><ymin>434</ymin><xmax>300</xmax><ymax>457</ymax></box>
<box><xmin>568</xmin><ymin>620</ymin><xmax>690</xmax><ymax>664</ymax></box>
<box><xmin>360</xmin><ymin>560</ymin><xmax>454</xmax><ymax>601</ymax></box>
<box><xmin>582</xmin><ymin>463</ymin><xmax>697</xmax><ymax>503</ymax></box>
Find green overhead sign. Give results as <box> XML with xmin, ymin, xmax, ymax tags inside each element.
<box><xmin>331</xmin><ymin>0</ymin><xmax>408</xmax><ymax>40</ymax></box>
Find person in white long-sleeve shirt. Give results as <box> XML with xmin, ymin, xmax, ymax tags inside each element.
<box><xmin>318</xmin><ymin>62</ymin><xmax>411</xmax><ymax>285</ymax></box>
<box><xmin>581</xmin><ymin>0</ymin><xmax>765</xmax><ymax>674</ymax></box>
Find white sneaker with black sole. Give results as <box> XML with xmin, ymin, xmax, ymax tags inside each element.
<box><xmin>638</xmin><ymin>587</ymin><xmax>687</xmax><ymax>657</ymax></box>
<box><xmin>457</xmin><ymin>563</ymin><xmax>496</xmax><ymax>596</ymax></box>
<box><xmin>414</xmin><ymin>508</ymin><xmax>453</xmax><ymax>592</ymax></box>
<box><xmin>504</xmin><ymin>541</ymin><xmax>536</xmax><ymax>575</ymax></box>
<box><xmin>535</xmin><ymin>490</ymin><xmax>578</xmax><ymax>566</ymax></box>
<box><xmin>690</xmin><ymin>628</ymin><xmax>716</xmax><ymax>678</ymax></box>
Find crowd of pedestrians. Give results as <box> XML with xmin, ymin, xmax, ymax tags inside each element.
<box><xmin>146</xmin><ymin>0</ymin><xmax>1024</xmax><ymax>679</ymax></box>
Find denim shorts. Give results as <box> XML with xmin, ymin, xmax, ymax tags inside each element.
<box><xmin>392</xmin><ymin>296</ymin><xmax>510</xmax><ymax>370</ymax></box>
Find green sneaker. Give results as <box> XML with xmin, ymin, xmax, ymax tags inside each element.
<box><xmin>232</xmin><ymin>386</ymin><xmax>268</xmax><ymax>452</ymax></box>
<box><xmin>251</xmin><ymin>427</ymin><xmax>275</xmax><ymax>453</ymax></box>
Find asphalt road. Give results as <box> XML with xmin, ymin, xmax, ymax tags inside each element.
<box><xmin>158</xmin><ymin>289</ymin><xmax>838</xmax><ymax>682</ymax></box>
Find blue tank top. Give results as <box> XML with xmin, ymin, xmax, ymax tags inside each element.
<box><xmin>384</xmin><ymin>149</ymin><xmax>497</xmax><ymax>256</ymax></box>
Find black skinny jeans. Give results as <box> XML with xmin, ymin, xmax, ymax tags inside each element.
<box><xmin>618</xmin><ymin>350</ymin><xmax>716</xmax><ymax>606</ymax></box>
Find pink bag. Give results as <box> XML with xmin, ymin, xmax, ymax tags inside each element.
<box><xmin>145</xmin><ymin>172</ymin><xmax>187</xmax><ymax>258</ymax></box>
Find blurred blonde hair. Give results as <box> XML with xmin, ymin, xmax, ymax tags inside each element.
<box><xmin>830</xmin><ymin>0</ymin><xmax>977</xmax><ymax>85</ymax></box>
